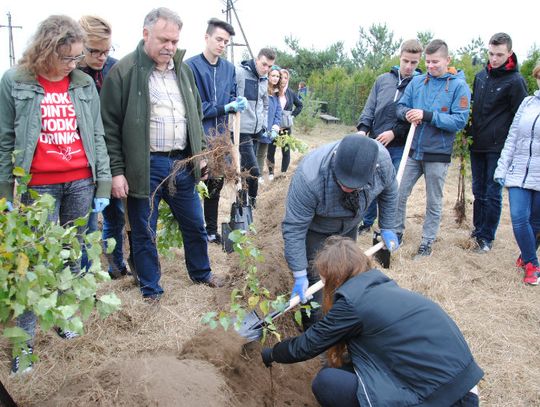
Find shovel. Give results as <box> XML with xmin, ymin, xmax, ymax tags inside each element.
<box><xmin>221</xmin><ymin>112</ymin><xmax>254</xmax><ymax>253</ymax></box>
<box><xmin>373</xmin><ymin>124</ymin><xmax>416</xmax><ymax>268</ymax></box>
<box><xmin>236</xmin><ymin>238</ymin><xmax>386</xmax><ymax>342</ymax></box>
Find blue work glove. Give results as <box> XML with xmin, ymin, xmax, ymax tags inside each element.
<box><xmin>236</xmin><ymin>96</ymin><xmax>248</xmax><ymax>112</ymax></box>
<box><xmin>224</xmin><ymin>100</ymin><xmax>239</xmax><ymax>113</ymax></box>
<box><xmin>291</xmin><ymin>270</ymin><xmax>309</xmax><ymax>303</ymax></box>
<box><xmin>381</xmin><ymin>229</ymin><xmax>400</xmax><ymax>252</ymax></box>
<box><xmin>92</xmin><ymin>198</ymin><xmax>110</xmax><ymax>213</ymax></box>
<box><xmin>494</xmin><ymin>177</ymin><xmax>505</xmax><ymax>186</ymax></box>
<box><xmin>270</xmin><ymin>130</ymin><xmax>278</xmax><ymax>140</ymax></box>
<box><xmin>5</xmin><ymin>201</ymin><xmax>14</xmax><ymax>212</ymax></box>
<box><xmin>261</xmin><ymin>348</ymin><xmax>273</xmax><ymax>368</ymax></box>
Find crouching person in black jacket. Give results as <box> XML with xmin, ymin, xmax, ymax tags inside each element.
<box><xmin>261</xmin><ymin>236</ymin><xmax>483</xmax><ymax>407</ymax></box>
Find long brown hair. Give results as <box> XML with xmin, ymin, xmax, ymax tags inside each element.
<box><xmin>278</xmin><ymin>69</ymin><xmax>289</xmax><ymax>97</ymax></box>
<box><xmin>267</xmin><ymin>65</ymin><xmax>281</xmax><ymax>96</ymax></box>
<box><xmin>18</xmin><ymin>15</ymin><xmax>85</xmax><ymax>76</ymax></box>
<box><xmin>314</xmin><ymin>236</ymin><xmax>372</xmax><ymax>367</ymax></box>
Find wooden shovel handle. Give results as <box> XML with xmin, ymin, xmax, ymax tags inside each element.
<box><xmin>230</xmin><ymin>112</ymin><xmax>242</xmax><ymax>191</ymax></box>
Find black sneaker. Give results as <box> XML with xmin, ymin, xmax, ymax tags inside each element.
<box><xmin>110</xmin><ymin>265</ymin><xmax>132</xmax><ymax>280</ymax></box>
<box><xmin>473</xmin><ymin>238</ymin><xmax>491</xmax><ymax>254</ymax></box>
<box><xmin>207</xmin><ymin>233</ymin><xmax>222</xmax><ymax>245</ymax></box>
<box><xmin>358</xmin><ymin>223</ymin><xmax>372</xmax><ymax>235</ymax></box>
<box><xmin>414</xmin><ymin>243</ymin><xmax>432</xmax><ymax>259</ymax></box>
<box><xmin>55</xmin><ymin>327</ymin><xmax>80</xmax><ymax>340</ymax></box>
<box><xmin>11</xmin><ymin>346</ymin><xmax>33</xmax><ymax>375</ymax></box>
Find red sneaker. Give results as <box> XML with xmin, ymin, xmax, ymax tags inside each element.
<box><xmin>523</xmin><ymin>263</ymin><xmax>540</xmax><ymax>286</ymax></box>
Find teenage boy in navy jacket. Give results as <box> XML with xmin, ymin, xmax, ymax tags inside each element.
<box><xmin>186</xmin><ymin>18</ymin><xmax>246</xmax><ymax>244</ymax></box>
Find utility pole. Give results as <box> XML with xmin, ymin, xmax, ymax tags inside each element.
<box><xmin>0</xmin><ymin>12</ymin><xmax>22</xmax><ymax>67</ymax></box>
<box><xmin>222</xmin><ymin>0</ymin><xmax>253</xmax><ymax>64</ymax></box>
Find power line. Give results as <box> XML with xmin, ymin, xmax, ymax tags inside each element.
<box><xmin>222</xmin><ymin>0</ymin><xmax>253</xmax><ymax>63</ymax></box>
<box><xmin>0</xmin><ymin>12</ymin><xmax>22</xmax><ymax>67</ymax></box>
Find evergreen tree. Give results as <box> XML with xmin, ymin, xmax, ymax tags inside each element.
<box><xmin>351</xmin><ymin>23</ymin><xmax>401</xmax><ymax>70</ymax></box>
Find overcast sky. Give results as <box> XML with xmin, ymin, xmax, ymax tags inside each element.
<box><xmin>0</xmin><ymin>0</ymin><xmax>538</xmax><ymax>75</ymax></box>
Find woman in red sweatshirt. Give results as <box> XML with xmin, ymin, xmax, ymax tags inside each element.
<box><xmin>0</xmin><ymin>15</ymin><xmax>112</xmax><ymax>373</ymax></box>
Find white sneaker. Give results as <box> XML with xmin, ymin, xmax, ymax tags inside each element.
<box><xmin>56</xmin><ymin>327</ymin><xmax>80</xmax><ymax>339</ymax></box>
<box><xmin>258</xmin><ymin>177</ymin><xmax>264</xmax><ymax>184</ymax></box>
<box><xmin>268</xmin><ymin>174</ymin><xmax>274</xmax><ymax>181</ymax></box>
<box><xmin>11</xmin><ymin>346</ymin><xmax>33</xmax><ymax>375</ymax></box>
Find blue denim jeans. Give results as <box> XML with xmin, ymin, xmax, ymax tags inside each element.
<box><xmin>397</xmin><ymin>158</ymin><xmax>450</xmax><ymax>244</ymax></box>
<box><xmin>508</xmin><ymin>187</ymin><xmax>540</xmax><ymax>266</ymax></box>
<box><xmin>470</xmin><ymin>152</ymin><xmax>503</xmax><ymax>243</ymax></box>
<box><xmin>127</xmin><ymin>153</ymin><xmax>211</xmax><ymax>298</ymax></box>
<box><xmin>363</xmin><ymin>145</ymin><xmax>404</xmax><ymax>226</ymax></box>
<box><xmin>101</xmin><ymin>198</ymin><xmax>126</xmax><ymax>273</ymax></box>
<box><xmin>81</xmin><ymin>211</ymin><xmax>98</xmax><ymax>271</ymax></box>
<box><xmin>19</xmin><ymin>177</ymin><xmax>95</xmax><ymax>342</ymax></box>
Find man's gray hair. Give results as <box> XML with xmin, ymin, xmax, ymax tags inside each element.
<box><xmin>143</xmin><ymin>7</ymin><xmax>183</xmax><ymax>30</ymax></box>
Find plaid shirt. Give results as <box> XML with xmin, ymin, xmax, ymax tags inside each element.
<box><xmin>148</xmin><ymin>60</ymin><xmax>187</xmax><ymax>152</ymax></box>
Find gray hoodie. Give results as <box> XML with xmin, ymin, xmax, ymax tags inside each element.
<box><xmin>282</xmin><ymin>140</ymin><xmax>398</xmax><ymax>272</ymax></box>
<box><xmin>235</xmin><ymin>59</ymin><xmax>269</xmax><ymax>134</ymax></box>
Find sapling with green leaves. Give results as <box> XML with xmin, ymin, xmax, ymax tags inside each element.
<box><xmin>0</xmin><ymin>167</ymin><xmax>121</xmax><ymax>370</ymax></box>
<box><xmin>201</xmin><ymin>227</ymin><xmax>318</xmax><ymax>343</ymax></box>
<box><xmin>274</xmin><ymin>130</ymin><xmax>308</xmax><ymax>154</ymax></box>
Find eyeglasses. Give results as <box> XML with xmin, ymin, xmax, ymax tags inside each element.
<box><xmin>85</xmin><ymin>46</ymin><xmax>114</xmax><ymax>58</ymax></box>
<box><xmin>59</xmin><ymin>53</ymin><xmax>86</xmax><ymax>65</ymax></box>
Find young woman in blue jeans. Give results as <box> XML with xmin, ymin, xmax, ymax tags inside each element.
<box><xmin>494</xmin><ymin>64</ymin><xmax>540</xmax><ymax>286</ymax></box>
<box><xmin>261</xmin><ymin>236</ymin><xmax>483</xmax><ymax>407</ymax></box>
<box><xmin>0</xmin><ymin>15</ymin><xmax>112</xmax><ymax>373</ymax></box>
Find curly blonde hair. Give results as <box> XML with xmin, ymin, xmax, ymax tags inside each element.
<box><xmin>18</xmin><ymin>15</ymin><xmax>85</xmax><ymax>76</ymax></box>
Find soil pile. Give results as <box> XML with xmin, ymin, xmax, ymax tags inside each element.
<box><xmin>45</xmin><ymin>356</ymin><xmax>230</xmax><ymax>407</ymax></box>
<box><xmin>180</xmin><ymin>329</ymin><xmax>319</xmax><ymax>407</ymax></box>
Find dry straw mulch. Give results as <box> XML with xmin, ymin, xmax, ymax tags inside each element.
<box><xmin>1</xmin><ymin>123</ymin><xmax>539</xmax><ymax>406</ymax></box>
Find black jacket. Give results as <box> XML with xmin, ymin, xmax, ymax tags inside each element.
<box><xmin>469</xmin><ymin>53</ymin><xmax>528</xmax><ymax>153</ymax></box>
<box><xmin>272</xmin><ymin>270</ymin><xmax>484</xmax><ymax>406</ymax></box>
<box><xmin>282</xmin><ymin>88</ymin><xmax>303</xmax><ymax>117</ymax></box>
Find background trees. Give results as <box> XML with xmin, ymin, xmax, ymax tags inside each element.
<box><xmin>270</xmin><ymin>23</ymin><xmax>539</xmax><ymax>126</ymax></box>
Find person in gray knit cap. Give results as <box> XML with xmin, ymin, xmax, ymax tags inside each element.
<box><xmin>282</xmin><ymin>134</ymin><xmax>400</xmax><ymax>329</ymax></box>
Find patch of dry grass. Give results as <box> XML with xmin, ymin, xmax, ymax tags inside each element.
<box><xmin>1</xmin><ymin>123</ymin><xmax>538</xmax><ymax>406</ymax></box>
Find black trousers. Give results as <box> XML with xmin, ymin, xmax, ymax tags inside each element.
<box><xmin>240</xmin><ymin>133</ymin><xmax>260</xmax><ymax>200</ymax></box>
<box><xmin>203</xmin><ymin>177</ymin><xmax>224</xmax><ymax>235</ymax></box>
<box><xmin>312</xmin><ymin>365</ymin><xmax>479</xmax><ymax>407</ymax></box>
<box><xmin>267</xmin><ymin>142</ymin><xmax>291</xmax><ymax>174</ymax></box>
<box><xmin>302</xmin><ymin>227</ymin><xmax>358</xmax><ymax>330</ymax></box>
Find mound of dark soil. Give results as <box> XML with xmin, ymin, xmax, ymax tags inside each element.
<box><xmin>180</xmin><ymin>329</ymin><xmax>320</xmax><ymax>406</ymax></box>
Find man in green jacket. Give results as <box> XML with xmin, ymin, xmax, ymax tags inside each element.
<box><xmin>101</xmin><ymin>7</ymin><xmax>224</xmax><ymax>301</ymax></box>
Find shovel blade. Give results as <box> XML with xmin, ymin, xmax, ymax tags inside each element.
<box><xmin>235</xmin><ymin>308</ymin><xmax>285</xmax><ymax>343</ymax></box>
<box><xmin>221</xmin><ymin>200</ymin><xmax>254</xmax><ymax>254</ymax></box>
<box><xmin>235</xmin><ymin>310</ymin><xmax>264</xmax><ymax>342</ymax></box>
